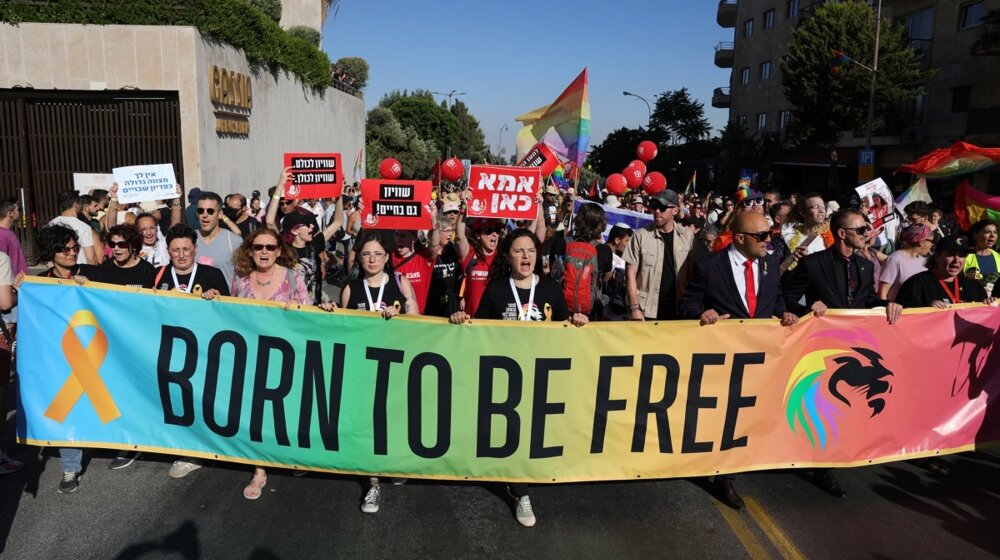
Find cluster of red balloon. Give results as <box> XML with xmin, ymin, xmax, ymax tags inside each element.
<box><xmin>605</xmin><ymin>140</ymin><xmax>666</xmax><ymax>197</ymax></box>
<box><xmin>377</xmin><ymin>157</ymin><xmax>466</xmax><ymax>182</ymax></box>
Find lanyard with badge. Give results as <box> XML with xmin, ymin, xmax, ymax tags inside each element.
<box><xmin>509</xmin><ymin>274</ymin><xmax>537</xmax><ymax>321</ymax></box>
<box><xmin>365</xmin><ymin>273</ymin><xmax>388</xmax><ymax>311</ymax></box>
<box><xmin>171</xmin><ymin>263</ymin><xmax>199</xmax><ymax>294</ymax></box>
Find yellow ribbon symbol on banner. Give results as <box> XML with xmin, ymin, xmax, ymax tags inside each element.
<box><xmin>44</xmin><ymin>310</ymin><xmax>121</xmax><ymax>424</ymax></box>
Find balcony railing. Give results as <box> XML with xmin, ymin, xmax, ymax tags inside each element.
<box><xmin>971</xmin><ymin>10</ymin><xmax>1000</xmax><ymax>55</ymax></box>
<box><xmin>712</xmin><ymin>87</ymin><xmax>731</xmax><ymax>109</ymax></box>
<box><xmin>717</xmin><ymin>0</ymin><xmax>737</xmax><ymax>28</ymax></box>
<box><xmin>714</xmin><ymin>41</ymin><xmax>735</xmax><ymax>68</ymax></box>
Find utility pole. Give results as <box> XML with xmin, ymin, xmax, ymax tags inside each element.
<box><xmin>865</xmin><ymin>0</ymin><xmax>882</xmax><ymax>150</ymax></box>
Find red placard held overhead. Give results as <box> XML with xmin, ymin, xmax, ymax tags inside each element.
<box><xmin>516</xmin><ymin>142</ymin><xmax>560</xmax><ymax>177</ymax></box>
<box><xmin>360</xmin><ymin>179</ymin><xmax>434</xmax><ymax>230</ymax></box>
<box><xmin>282</xmin><ymin>153</ymin><xmax>343</xmax><ymax>199</ymax></box>
<box><xmin>466</xmin><ymin>165</ymin><xmax>541</xmax><ymax>221</ymax></box>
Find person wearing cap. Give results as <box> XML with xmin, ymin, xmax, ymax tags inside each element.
<box><xmin>542</xmin><ymin>184</ymin><xmax>560</xmax><ymax>230</ymax></box>
<box><xmin>878</xmin><ymin>223</ymin><xmax>934</xmax><ymax>301</ymax></box>
<box><xmin>622</xmin><ymin>189</ymin><xmax>697</xmax><ymax>321</ymax></box>
<box><xmin>679</xmin><ymin>211</ymin><xmax>798</xmax><ymax>510</ymax></box>
<box><xmin>604</xmin><ymin>195</ymin><xmax>621</xmax><ymax>209</ymax></box>
<box><xmin>896</xmin><ymin>236</ymin><xmax>994</xmax><ymax>308</ymax></box>
<box><xmin>184</xmin><ymin>187</ymin><xmax>203</xmax><ymax>229</ymax></box>
<box><xmin>782</xmin><ymin>209</ymin><xmax>902</xmax><ymax>498</ymax></box>
<box><xmin>631</xmin><ymin>195</ymin><xmax>647</xmax><ymax>214</ymax></box>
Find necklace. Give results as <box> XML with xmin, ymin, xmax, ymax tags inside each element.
<box><xmin>254</xmin><ymin>267</ymin><xmax>276</xmax><ymax>286</ymax></box>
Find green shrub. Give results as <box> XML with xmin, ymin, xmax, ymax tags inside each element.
<box><xmin>0</xmin><ymin>0</ymin><xmax>332</xmax><ymax>90</ymax></box>
<box><xmin>249</xmin><ymin>0</ymin><xmax>282</xmax><ymax>24</ymax></box>
<box><xmin>287</xmin><ymin>25</ymin><xmax>320</xmax><ymax>46</ymax></box>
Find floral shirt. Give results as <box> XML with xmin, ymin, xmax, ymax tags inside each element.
<box><xmin>231</xmin><ymin>267</ymin><xmax>309</xmax><ymax>305</ymax></box>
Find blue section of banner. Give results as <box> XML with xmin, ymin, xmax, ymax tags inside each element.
<box><xmin>573</xmin><ymin>199</ymin><xmax>653</xmax><ymax>239</ymax></box>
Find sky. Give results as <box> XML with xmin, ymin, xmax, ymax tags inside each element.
<box><xmin>321</xmin><ymin>0</ymin><xmax>732</xmax><ymax>160</ymax></box>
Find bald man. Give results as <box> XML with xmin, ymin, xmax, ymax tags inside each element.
<box><xmin>678</xmin><ymin>212</ymin><xmax>798</xmax><ymax>509</ymax></box>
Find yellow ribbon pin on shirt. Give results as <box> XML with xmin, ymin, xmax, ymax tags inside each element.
<box><xmin>44</xmin><ymin>310</ymin><xmax>121</xmax><ymax>424</ymax></box>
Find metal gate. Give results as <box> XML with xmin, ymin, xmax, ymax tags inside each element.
<box><xmin>0</xmin><ymin>91</ymin><xmax>184</xmax><ymax>263</ymax></box>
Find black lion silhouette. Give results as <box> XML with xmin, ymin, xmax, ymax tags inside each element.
<box><xmin>827</xmin><ymin>347</ymin><xmax>894</xmax><ymax>417</ymax></box>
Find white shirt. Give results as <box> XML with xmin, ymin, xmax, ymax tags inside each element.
<box><xmin>728</xmin><ymin>245</ymin><xmax>759</xmax><ymax>314</ymax></box>
<box><xmin>139</xmin><ymin>233</ymin><xmax>169</xmax><ymax>267</ymax></box>
<box><xmin>48</xmin><ymin>216</ymin><xmax>94</xmax><ymax>264</ymax></box>
<box><xmin>300</xmin><ymin>201</ymin><xmax>324</xmax><ymax>228</ymax></box>
<box><xmin>781</xmin><ymin>222</ymin><xmax>826</xmax><ymax>256</ymax></box>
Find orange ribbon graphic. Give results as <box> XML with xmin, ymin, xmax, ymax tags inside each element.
<box><xmin>44</xmin><ymin>310</ymin><xmax>121</xmax><ymax>424</ymax></box>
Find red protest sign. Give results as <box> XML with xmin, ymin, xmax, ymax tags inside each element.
<box><xmin>467</xmin><ymin>165</ymin><xmax>541</xmax><ymax>221</ymax></box>
<box><xmin>282</xmin><ymin>153</ymin><xmax>342</xmax><ymax>199</ymax></box>
<box><xmin>360</xmin><ymin>179</ymin><xmax>434</xmax><ymax>230</ymax></box>
<box><xmin>516</xmin><ymin>142</ymin><xmax>560</xmax><ymax>177</ymax></box>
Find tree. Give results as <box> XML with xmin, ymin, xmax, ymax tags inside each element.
<box><xmin>365</xmin><ymin>107</ymin><xmax>438</xmax><ymax>180</ymax></box>
<box><xmin>650</xmin><ymin>88</ymin><xmax>711</xmax><ymax>143</ymax></box>
<box><xmin>449</xmin><ymin>100</ymin><xmax>489</xmax><ymax>163</ymax></box>
<box><xmin>585</xmin><ymin>127</ymin><xmax>661</xmax><ymax>178</ymax></box>
<box><xmin>384</xmin><ymin>95</ymin><xmax>459</xmax><ymax>158</ymax></box>
<box><xmin>249</xmin><ymin>0</ymin><xmax>281</xmax><ymax>23</ymax></box>
<box><xmin>334</xmin><ymin>56</ymin><xmax>369</xmax><ymax>89</ymax></box>
<box><xmin>781</xmin><ymin>0</ymin><xmax>926</xmax><ymax>149</ymax></box>
<box><xmin>287</xmin><ymin>25</ymin><xmax>320</xmax><ymax>46</ymax></box>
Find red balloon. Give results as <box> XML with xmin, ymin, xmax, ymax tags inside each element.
<box><xmin>642</xmin><ymin>171</ymin><xmax>667</xmax><ymax>194</ymax></box>
<box><xmin>627</xmin><ymin>160</ymin><xmax>647</xmax><ymax>176</ymax></box>
<box><xmin>623</xmin><ymin>166</ymin><xmax>644</xmax><ymax>189</ymax></box>
<box><xmin>441</xmin><ymin>157</ymin><xmax>465</xmax><ymax>182</ymax></box>
<box><xmin>379</xmin><ymin>158</ymin><xmax>402</xmax><ymax>179</ymax></box>
<box><xmin>605</xmin><ymin>173</ymin><xmax>628</xmax><ymax>196</ymax></box>
<box><xmin>637</xmin><ymin>140</ymin><xmax>658</xmax><ymax>162</ymax></box>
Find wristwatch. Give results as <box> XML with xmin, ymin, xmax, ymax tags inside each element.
<box><xmin>630</xmin><ymin>304</ymin><xmax>643</xmax><ymax>312</ymax></box>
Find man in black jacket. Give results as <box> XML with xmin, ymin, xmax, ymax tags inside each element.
<box><xmin>781</xmin><ymin>209</ymin><xmax>902</xmax><ymax>497</ymax></box>
<box><xmin>679</xmin><ymin>212</ymin><xmax>799</xmax><ymax>509</ymax></box>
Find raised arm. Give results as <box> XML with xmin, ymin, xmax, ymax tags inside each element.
<box><xmin>320</xmin><ymin>196</ymin><xmax>345</xmax><ymax>241</ymax></box>
<box><xmin>266</xmin><ymin>167</ymin><xmax>293</xmax><ymax>231</ymax></box>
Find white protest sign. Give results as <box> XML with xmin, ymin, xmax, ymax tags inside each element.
<box><xmin>72</xmin><ymin>173</ymin><xmax>114</xmax><ymax>194</ymax></box>
<box><xmin>112</xmin><ymin>164</ymin><xmax>179</xmax><ymax>204</ymax></box>
<box><xmin>855</xmin><ymin>178</ymin><xmax>896</xmax><ymax>246</ymax></box>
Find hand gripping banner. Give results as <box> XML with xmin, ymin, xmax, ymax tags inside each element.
<box><xmin>15</xmin><ymin>278</ymin><xmax>1000</xmax><ymax>483</ymax></box>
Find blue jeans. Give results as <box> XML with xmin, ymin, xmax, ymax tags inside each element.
<box><xmin>59</xmin><ymin>448</ymin><xmax>82</xmax><ymax>473</ymax></box>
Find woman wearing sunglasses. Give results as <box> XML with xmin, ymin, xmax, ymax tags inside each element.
<box><xmin>86</xmin><ymin>224</ymin><xmax>158</xmax><ymax>290</ymax></box>
<box><xmin>230</xmin><ymin>228</ymin><xmax>309</xmax><ymax>500</ymax></box>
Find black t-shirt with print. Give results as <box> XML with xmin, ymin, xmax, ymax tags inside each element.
<box><xmin>425</xmin><ymin>243</ymin><xmax>462</xmax><ymax>317</ymax></box>
<box><xmin>154</xmin><ymin>263</ymin><xmax>231</xmax><ymax>296</ymax></box>
<box><xmin>88</xmin><ymin>259</ymin><xmax>157</xmax><ymax>289</ymax></box>
<box><xmin>475</xmin><ymin>275</ymin><xmax>569</xmax><ymax>322</ymax></box>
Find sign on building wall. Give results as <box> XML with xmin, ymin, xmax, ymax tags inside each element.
<box><xmin>210</xmin><ymin>65</ymin><xmax>252</xmax><ymax>136</ymax></box>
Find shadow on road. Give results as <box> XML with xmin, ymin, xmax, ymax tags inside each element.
<box><xmin>114</xmin><ymin>519</ymin><xmax>201</xmax><ymax>559</ymax></box>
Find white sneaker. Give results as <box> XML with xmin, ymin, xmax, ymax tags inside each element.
<box><xmin>515</xmin><ymin>495</ymin><xmax>536</xmax><ymax>527</ymax></box>
<box><xmin>391</xmin><ymin>477</ymin><xmax>408</xmax><ymax>485</ymax></box>
<box><xmin>361</xmin><ymin>484</ymin><xmax>381</xmax><ymax>514</ymax></box>
<box><xmin>167</xmin><ymin>459</ymin><xmax>202</xmax><ymax>478</ymax></box>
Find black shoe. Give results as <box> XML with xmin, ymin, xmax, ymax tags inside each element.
<box><xmin>58</xmin><ymin>472</ymin><xmax>80</xmax><ymax>494</ymax></box>
<box><xmin>714</xmin><ymin>478</ymin><xmax>746</xmax><ymax>510</ymax></box>
<box><xmin>816</xmin><ymin>471</ymin><xmax>847</xmax><ymax>498</ymax></box>
<box><xmin>110</xmin><ymin>451</ymin><xmax>141</xmax><ymax>470</ymax></box>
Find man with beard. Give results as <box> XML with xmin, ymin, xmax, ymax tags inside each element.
<box><xmin>195</xmin><ymin>191</ymin><xmax>243</xmax><ymax>287</ymax></box>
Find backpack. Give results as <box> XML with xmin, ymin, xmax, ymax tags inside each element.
<box><xmin>562</xmin><ymin>240</ymin><xmax>600</xmax><ymax>314</ymax></box>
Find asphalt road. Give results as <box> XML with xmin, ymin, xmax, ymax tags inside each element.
<box><xmin>2</xmin><ymin>414</ymin><xmax>999</xmax><ymax>560</ymax></box>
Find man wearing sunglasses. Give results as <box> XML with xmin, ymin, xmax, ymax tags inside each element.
<box><xmin>196</xmin><ymin>191</ymin><xmax>243</xmax><ymax>287</ymax></box>
<box><xmin>781</xmin><ymin>209</ymin><xmax>902</xmax><ymax>498</ymax></box>
<box><xmin>679</xmin><ymin>211</ymin><xmax>798</xmax><ymax>510</ymax></box>
<box><xmin>623</xmin><ymin>189</ymin><xmax>698</xmax><ymax>321</ymax></box>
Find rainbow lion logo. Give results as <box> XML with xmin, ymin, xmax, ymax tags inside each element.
<box><xmin>783</xmin><ymin>329</ymin><xmax>894</xmax><ymax>449</ymax></box>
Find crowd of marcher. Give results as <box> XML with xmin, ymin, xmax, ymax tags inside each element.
<box><xmin>0</xmin><ymin>168</ymin><xmax>997</xmax><ymax>529</ymax></box>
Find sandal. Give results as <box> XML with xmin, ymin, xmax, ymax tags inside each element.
<box><xmin>243</xmin><ymin>472</ymin><xmax>267</xmax><ymax>500</ymax></box>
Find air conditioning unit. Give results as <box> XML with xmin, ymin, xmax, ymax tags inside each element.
<box><xmin>901</xmin><ymin>127</ymin><xmax>924</xmax><ymax>145</ymax></box>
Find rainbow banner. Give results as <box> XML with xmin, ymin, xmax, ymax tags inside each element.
<box><xmin>514</xmin><ymin>68</ymin><xmax>591</xmax><ymax>169</ymax></box>
<box><xmin>954</xmin><ymin>180</ymin><xmax>1000</xmax><ymax>230</ymax></box>
<box><xmin>16</xmin><ymin>278</ymin><xmax>1000</xmax><ymax>483</ymax></box>
<box><xmin>897</xmin><ymin>141</ymin><xmax>1000</xmax><ymax>179</ymax></box>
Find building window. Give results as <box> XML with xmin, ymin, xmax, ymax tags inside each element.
<box><xmin>760</xmin><ymin>61</ymin><xmax>772</xmax><ymax>80</ymax></box>
<box><xmin>740</xmin><ymin>67</ymin><xmax>751</xmax><ymax>85</ymax></box>
<box><xmin>900</xmin><ymin>8</ymin><xmax>934</xmax><ymax>59</ymax></box>
<box><xmin>779</xmin><ymin>110</ymin><xmax>791</xmax><ymax>129</ymax></box>
<box><xmin>959</xmin><ymin>1</ymin><xmax>985</xmax><ymax>29</ymax></box>
<box><xmin>951</xmin><ymin>85</ymin><xmax>972</xmax><ymax>113</ymax></box>
<box><xmin>738</xmin><ymin>115</ymin><xmax>748</xmax><ymax>129</ymax></box>
<box><xmin>757</xmin><ymin>113</ymin><xmax>767</xmax><ymax>130</ymax></box>
<box><xmin>744</xmin><ymin>18</ymin><xmax>754</xmax><ymax>38</ymax></box>
<box><xmin>787</xmin><ymin>0</ymin><xmax>799</xmax><ymax>19</ymax></box>
<box><xmin>763</xmin><ymin>9</ymin><xmax>775</xmax><ymax>29</ymax></box>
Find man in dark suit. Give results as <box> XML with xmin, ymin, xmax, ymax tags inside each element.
<box><xmin>781</xmin><ymin>209</ymin><xmax>902</xmax><ymax>498</ymax></box>
<box><xmin>679</xmin><ymin>212</ymin><xmax>799</xmax><ymax>510</ymax></box>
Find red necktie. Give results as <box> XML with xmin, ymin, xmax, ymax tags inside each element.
<box><xmin>743</xmin><ymin>260</ymin><xmax>757</xmax><ymax>317</ymax></box>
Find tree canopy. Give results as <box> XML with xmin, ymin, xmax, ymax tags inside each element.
<box><xmin>781</xmin><ymin>0</ymin><xmax>926</xmax><ymax>148</ymax></box>
<box><xmin>650</xmin><ymin>88</ymin><xmax>711</xmax><ymax>144</ymax></box>
<box><xmin>334</xmin><ymin>56</ymin><xmax>369</xmax><ymax>89</ymax></box>
<box><xmin>365</xmin><ymin>107</ymin><xmax>437</xmax><ymax>180</ymax></box>
<box><xmin>449</xmin><ymin>100</ymin><xmax>489</xmax><ymax>163</ymax></box>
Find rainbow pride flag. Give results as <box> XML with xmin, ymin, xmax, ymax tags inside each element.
<box><xmin>829</xmin><ymin>50</ymin><xmax>850</xmax><ymax>74</ymax></box>
<box><xmin>954</xmin><ymin>181</ymin><xmax>1000</xmax><ymax>230</ymax></box>
<box><xmin>514</xmin><ymin>68</ymin><xmax>591</xmax><ymax>169</ymax></box>
<box><xmin>684</xmin><ymin>170</ymin><xmax>697</xmax><ymax>196</ymax></box>
<box><xmin>897</xmin><ymin>141</ymin><xmax>1000</xmax><ymax>179</ymax></box>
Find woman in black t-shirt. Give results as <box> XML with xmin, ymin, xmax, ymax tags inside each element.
<box><xmin>449</xmin><ymin>228</ymin><xmax>586</xmax><ymax>528</ymax></box>
<box><xmin>425</xmin><ymin>214</ymin><xmax>462</xmax><ymax>317</ymax></box>
<box><xmin>154</xmin><ymin>224</ymin><xmax>230</xmax><ymax>297</ymax></box>
<box><xmin>896</xmin><ymin>237</ymin><xmax>995</xmax><ymax>308</ymax></box>
<box><xmin>85</xmin><ymin>224</ymin><xmax>156</xmax><ymax>289</ymax></box>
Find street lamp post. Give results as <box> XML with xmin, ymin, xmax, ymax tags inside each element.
<box><xmin>864</xmin><ymin>0</ymin><xmax>882</xmax><ymax>151</ymax></box>
<box><xmin>623</xmin><ymin>91</ymin><xmax>651</xmax><ymax>129</ymax></box>
<box><xmin>498</xmin><ymin>123</ymin><xmax>509</xmax><ymax>162</ymax></box>
<box><xmin>431</xmin><ymin>89</ymin><xmax>467</xmax><ymax>108</ymax></box>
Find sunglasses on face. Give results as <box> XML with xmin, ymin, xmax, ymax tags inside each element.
<box><xmin>196</xmin><ymin>207</ymin><xmax>217</xmax><ymax>215</ymax></box>
<box><xmin>741</xmin><ymin>198</ymin><xmax>764</xmax><ymax>208</ymax></box>
<box><xmin>846</xmin><ymin>226</ymin><xmax>872</xmax><ymax>235</ymax></box>
<box><xmin>252</xmin><ymin>244</ymin><xmax>278</xmax><ymax>252</ymax></box>
<box><xmin>108</xmin><ymin>241</ymin><xmax>131</xmax><ymax>250</ymax></box>
<box><xmin>280</xmin><ymin>200</ymin><xmax>295</xmax><ymax>206</ymax></box>
<box><xmin>738</xmin><ymin>231</ymin><xmax>771</xmax><ymax>242</ymax></box>
<box><xmin>479</xmin><ymin>226</ymin><xmax>502</xmax><ymax>235</ymax></box>
<box><xmin>59</xmin><ymin>244</ymin><xmax>80</xmax><ymax>255</ymax></box>
<box><xmin>649</xmin><ymin>202</ymin><xmax>677</xmax><ymax>212</ymax></box>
